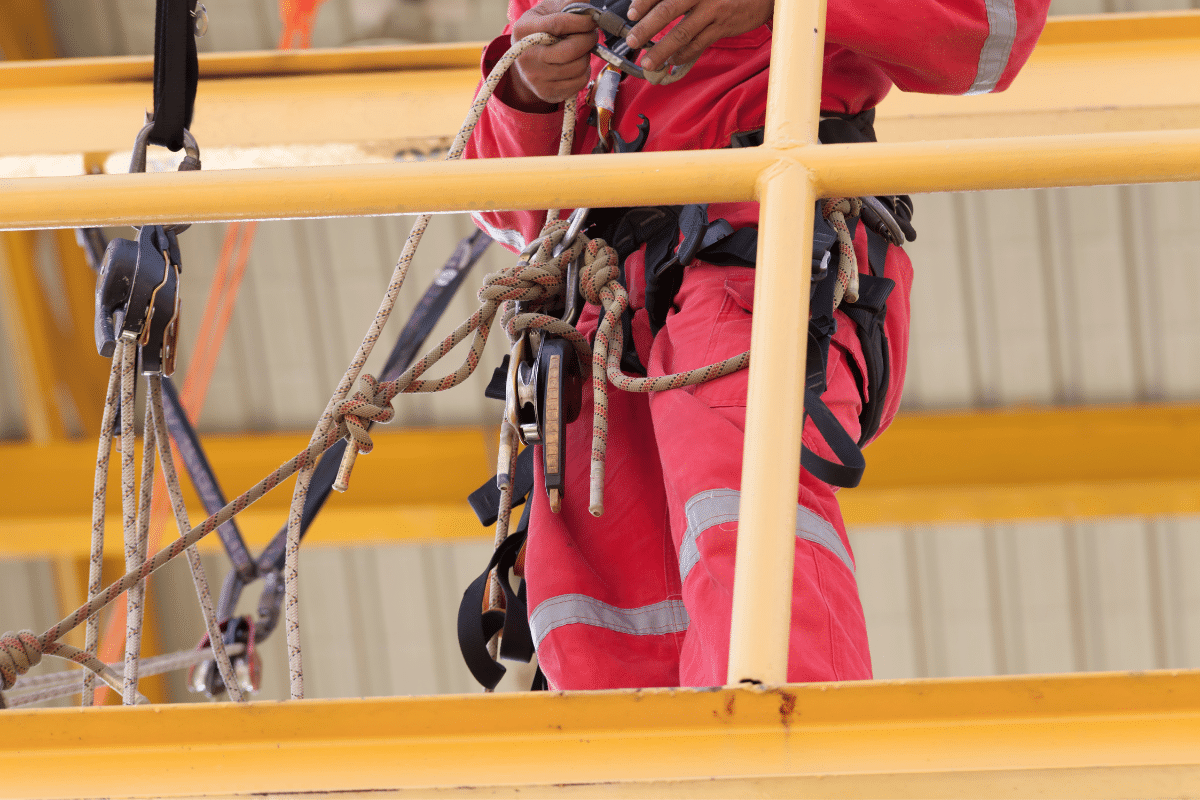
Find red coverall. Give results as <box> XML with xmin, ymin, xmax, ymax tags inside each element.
<box><xmin>466</xmin><ymin>0</ymin><xmax>1049</xmax><ymax>689</ymax></box>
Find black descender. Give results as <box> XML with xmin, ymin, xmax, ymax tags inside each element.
<box><xmin>94</xmin><ymin>224</ymin><xmax>183</xmax><ymax>376</ymax></box>
<box><xmin>94</xmin><ymin>123</ymin><xmax>201</xmax><ymax>375</ymax></box>
<box><xmin>506</xmin><ymin>210</ymin><xmax>588</xmax><ymax>512</ymax></box>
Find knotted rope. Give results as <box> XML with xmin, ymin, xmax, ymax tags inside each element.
<box><xmin>0</xmin><ymin>630</ymin><xmax>145</xmax><ymax>703</ymax></box>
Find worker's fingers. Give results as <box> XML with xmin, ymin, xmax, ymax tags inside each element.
<box><xmin>514</xmin><ymin>0</ymin><xmax>598</xmax><ymax>39</ymax></box>
<box><xmin>624</xmin><ymin>0</ymin><xmax>697</xmax><ymax>49</ymax></box>
<box><xmin>636</xmin><ymin>9</ymin><xmax>717</xmax><ymax>71</ymax></box>
<box><xmin>535</xmin><ymin>30</ymin><xmax>600</xmax><ymax>64</ymax></box>
<box><xmin>626</xmin><ymin>0</ymin><xmax>774</xmax><ymax>69</ymax></box>
<box><xmin>512</xmin><ymin>50</ymin><xmax>594</xmax><ymax>103</ymax></box>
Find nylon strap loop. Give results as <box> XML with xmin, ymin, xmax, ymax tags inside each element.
<box><xmin>149</xmin><ymin>0</ymin><xmax>200</xmax><ymax>151</ymax></box>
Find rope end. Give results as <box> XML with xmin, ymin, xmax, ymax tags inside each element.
<box><xmin>332</xmin><ymin>446</ymin><xmax>359</xmax><ymax>493</ymax></box>
<box><xmin>588</xmin><ymin>466</ymin><xmax>604</xmax><ymax>517</ymax></box>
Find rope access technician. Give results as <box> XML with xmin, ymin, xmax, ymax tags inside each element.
<box><xmin>464</xmin><ymin>0</ymin><xmax>1052</xmax><ymax>689</ymax></box>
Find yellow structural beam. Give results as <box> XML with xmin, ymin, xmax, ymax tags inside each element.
<box><xmin>4</xmin><ymin>126</ymin><xmax>1200</xmax><ymax>230</ymax></box>
<box><xmin>2</xmin><ymin>671</ymin><xmax>1199</xmax><ymax>798</ymax></box>
<box><xmin>1</xmin><ymin>12</ymin><xmax>1198</xmax><ymax>167</ymax></box>
<box><xmin>1</xmin><ymin>404</ymin><xmax>1197</xmax><ymax>557</ymax></box>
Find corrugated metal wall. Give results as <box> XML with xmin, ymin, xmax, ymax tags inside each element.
<box><xmin>1</xmin><ymin>0</ymin><xmax>1199</xmax><ymax>704</ymax></box>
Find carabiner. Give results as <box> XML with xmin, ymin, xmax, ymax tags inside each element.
<box><xmin>562</xmin><ymin>2</ymin><xmax>694</xmax><ymax>85</ymax></box>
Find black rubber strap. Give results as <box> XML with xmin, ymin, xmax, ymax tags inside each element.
<box><xmin>149</xmin><ymin>0</ymin><xmax>199</xmax><ymax>151</ymax></box>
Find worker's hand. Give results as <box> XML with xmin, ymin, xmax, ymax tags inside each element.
<box><xmin>624</xmin><ymin>0</ymin><xmax>773</xmax><ymax>72</ymax></box>
<box><xmin>500</xmin><ymin>0</ymin><xmax>600</xmax><ymax>113</ymax></box>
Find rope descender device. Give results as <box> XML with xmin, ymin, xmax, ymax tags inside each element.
<box><xmin>94</xmin><ymin>125</ymin><xmax>201</xmax><ymax>375</ymax></box>
<box><xmin>504</xmin><ymin>208</ymin><xmax>588</xmax><ymax>512</ymax></box>
<box><xmin>563</xmin><ymin>0</ymin><xmax>695</xmax><ymax>85</ymax></box>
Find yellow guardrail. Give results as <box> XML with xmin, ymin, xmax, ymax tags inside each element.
<box><xmin>2</xmin><ymin>1</ymin><xmax>1200</xmax><ymax>796</ymax></box>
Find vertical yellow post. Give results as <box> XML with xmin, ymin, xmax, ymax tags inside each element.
<box><xmin>726</xmin><ymin>0</ymin><xmax>826</xmax><ymax>685</ymax></box>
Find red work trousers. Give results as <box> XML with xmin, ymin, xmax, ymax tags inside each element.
<box><xmin>525</xmin><ymin>225</ymin><xmax>912</xmax><ymax>689</ymax></box>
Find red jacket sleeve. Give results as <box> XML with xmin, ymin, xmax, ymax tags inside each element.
<box><xmin>463</xmin><ymin>35</ymin><xmax>569</xmax><ymax>251</ymax></box>
<box><xmin>825</xmin><ymin>0</ymin><xmax>1050</xmax><ymax>95</ymax></box>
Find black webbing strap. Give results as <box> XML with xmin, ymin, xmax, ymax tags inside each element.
<box><xmin>160</xmin><ymin>377</ymin><xmax>257</xmax><ymax>583</ymax></box>
<box><xmin>457</xmin><ymin>507</ymin><xmax>535</xmax><ymax>691</ymax></box>
<box><xmin>149</xmin><ymin>0</ymin><xmax>200</xmax><ymax>151</ymax></box>
<box><xmin>468</xmin><ymin>446</ymin><xmax>536</xmax><ymax>526</ymax></box>
<box><xmin>800</xmin><ymin>387</ymin><xmax>868</xmax><ymax>489</ymax></box>
<box><xmin>797</xmin><ymin>220</ymin><xmax>895</xmax><ymax>489</ymax></box>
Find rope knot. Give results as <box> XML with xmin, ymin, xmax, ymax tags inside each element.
<box><xmin>579</xmin><ymin>239</ymin><xmax>620</xmax><ymax>306</ymax></box>
<box><xmin>0</xmin><ymin>630</ymin><xmax>43</xmax><ymax>690</ymax></box>
<box><xmin>336</xmin><ymin>374</ymin><xmax>395</xmax><ymax>457</ymax></box>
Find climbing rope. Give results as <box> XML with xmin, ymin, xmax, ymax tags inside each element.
<box><xmin>5</xmin><ymin>30</ymin><xmax>866</xmax><ymax>704</ymax></box>
<box><xmin>3</xmin><ymin>644</ymin><xmax>245</xmax><ymax>709</ymax></box>
<box><xmin>822</xmin><ymin>197</ymin><xmax>864</xmax><ymax>307</ymax></box>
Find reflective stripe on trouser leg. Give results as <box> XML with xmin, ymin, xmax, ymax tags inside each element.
<box><xmin>678</xmin><ymin>488</ymin><xmax>856</xmax><ymax>584</ymax></box>
<box><xmin>529</xmin><ymin>594</ymin><xmax>690</xmax><ymax>647</ymax></box>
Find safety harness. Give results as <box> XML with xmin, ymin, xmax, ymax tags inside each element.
<box><xmin>457</xmin><ymin>1</ymin><xmax>916</xmax><ymax>689</ymax></box>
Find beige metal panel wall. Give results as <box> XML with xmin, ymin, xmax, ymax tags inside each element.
<box><xmin>900</xmin><ymin>183</ymin><xmax>1200</xmax><ymax>410</ymax></box>
<box><xmin>168</xmin><ymin>213</ymin><xmax>511</xmax><ymax>434</ymax></box>
<box><xmin>856</xmin><ymin>517</ymin><xmax>1200</xmax><ymax>680</ymax></box>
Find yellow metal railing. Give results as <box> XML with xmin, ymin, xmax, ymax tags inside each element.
<box><xmin>1</xmin><ymin>0</ymin><xmax>1199</xmax><ymax>685</ymax></box>
<box><xmin>2</xmin><ymin>0</ymin><xmax>1200</xmax><ymax>796</ymax></box>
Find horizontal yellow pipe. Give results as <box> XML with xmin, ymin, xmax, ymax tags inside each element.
<box><xmin>2</xmin><ymin>404</ymin><xmax>1198</xmax><ymax>556</ymax></box>
<box><xmin>4</xmin><ymin>128</ymin><xmax>1200</xmax><ymax>230</ymax></box>
<box><xmin>2</xmin><ymin>672</ymin><xmax>1199</xmax><ymax>798</ymax></box>
<box><xmin>805</xmin><ymin>128</ymin><xmax>1200</xmax><ymax>197</ymax></box>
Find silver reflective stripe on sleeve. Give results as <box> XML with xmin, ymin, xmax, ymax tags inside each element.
<box><xmin>965</xmin><ymin>0</ymin><xmax>1018</xmax><ymax>95</ymax></box>
<box><xmin>528</xmin><ymin>594</ymin><xmax>690</xmax><ymax>647</ymax></box>
<box><xmin>679</xmin><ymin>488</ymin><xmax>855</xmax><ymax>582</ymax></box>
<box><xmin>470</xmin><ymin>212</ymin><xmax>527</xmax><ymax>251</ymax></box>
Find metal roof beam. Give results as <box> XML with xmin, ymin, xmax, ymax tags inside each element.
<box><xmin>2</xmin><ymin>671</ymin><xmax>1199</xmax><ymax>798</ymax></box>
<box><xmin>1</xmin><ymin>403</ymin><xmax>1197</xmax><ymax>556</ymax></box>
<box><xmin>1</xmin><ymin>11</ymin><xmax>1198</xmax><ymax>170</ymax></box>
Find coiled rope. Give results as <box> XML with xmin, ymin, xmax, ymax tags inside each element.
<box><xmin>4</xmin><ymin>32</ymin><xmax>864</xmax><ymax>703</ymax></box>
